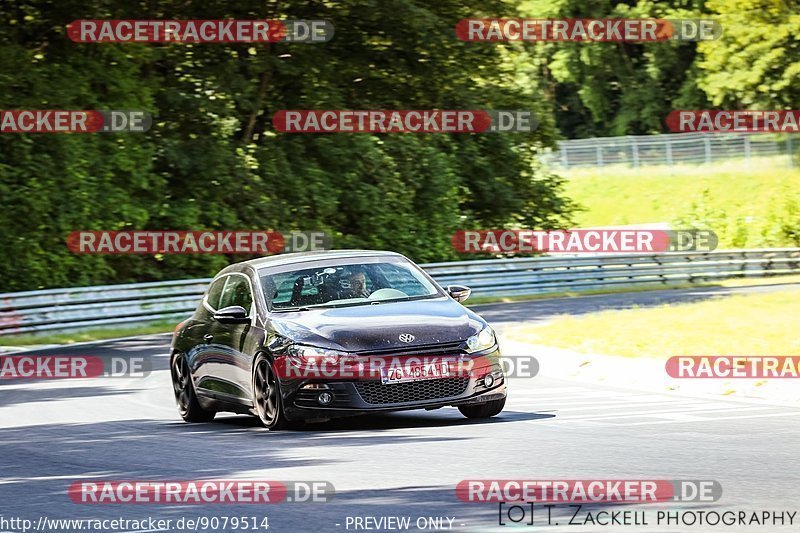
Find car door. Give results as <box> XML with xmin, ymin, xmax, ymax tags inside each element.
<box><xmin>205</xmin><ymin>273</ymin><xmax>257</xmax><ymax>403</ymax></box>
<box><xmin>188</xmin><ymin>275</ymin><xmax>228</xmax><ymax>392</ymax></box>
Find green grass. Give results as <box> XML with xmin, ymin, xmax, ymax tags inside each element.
<box><xmin>563</xmin><ymin>158</ymin><xmax>800</xmax><ymax>249</ymax></box>
<box><xmin>508</xmin><ymin>290</ymin><xmax>800</xmax><ymax>358</ymax></box>
<box><xmin>0</xmin><ymin>321</ymin><xmax>176</xmax><ymax>348</ymax></box>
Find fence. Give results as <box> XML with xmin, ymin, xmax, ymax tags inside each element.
<box><xmin>545</xmin><ymin>131</ymin><xmax>796</xmax><ymax>169</ymax></box>
<box><xmin>1</xmin><ymin>249</ymin><xmax>799</xmax><ymax>336</ymax></box>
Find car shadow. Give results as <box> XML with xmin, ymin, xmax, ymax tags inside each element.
<box><xmin>214</xmin><ymin>409</ymin><xmax>555</xmax><ymax>432</ymax></box>
<box><xmin>0</xmin><ymin>412</ymin><xmax>551</xmax><ymax>531</ymax></box>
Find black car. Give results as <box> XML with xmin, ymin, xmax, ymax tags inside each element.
<box><xmin>170</xmin><ymin>250</ymin><xmax>507</xmax><ymax>429</ymax></box>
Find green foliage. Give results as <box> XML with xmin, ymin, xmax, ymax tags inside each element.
<box><xmin>521</xmin><ymin>0</ymin><xmax>710</xmax><ymax>138</ymax></box>
<box><xmin>778</xmin><ymin>194</ymin><xmax>800</xmax><ymax>246</ymax></box>
<box><xmin>3</xmin><ymin>0</ymin><xmax>797</xmax><ymax>292</ymax></box>
<box><xmin>0</xmin><ymin>0</ymin><xmax>573</xmax><ymax>291</ymax></box>
<box><xmin>698</xmin><ymin>0</ymin><xmax>800</xmax><ymax>108</ymax></box>
<box><xmin>673</xmin><ymin>188</ymin><xmax>729</xmax><ymax>235</ymax></box>
<box><xmin>523</xmin><ymin>0</ymin><xmax>800</xmax><ymax>138</ymax></box>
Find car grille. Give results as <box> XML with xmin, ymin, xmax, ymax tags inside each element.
<box><xmin>355</xmin><ymin>378</ymin><xmax>470</xmax><ymax>405</ymax></box>
<box><xmin>357</xmin><ymin>341</ymin><xmax>464</xmax><ymax>358</ymax></box>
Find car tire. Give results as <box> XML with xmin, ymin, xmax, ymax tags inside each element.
<box><xmin>252</xmin><ymin>355</ymin><xmax>289</xmax><ymax>430</ymax></box>
<box><xmin>458</xmin><ymin>397</ymin><xmax>506</xmax><ymax>419</ymax></box>
<box><xmin>171</xmin><ymin>353</ymin><xmax>216</xmax><ymax>423</ymax></box>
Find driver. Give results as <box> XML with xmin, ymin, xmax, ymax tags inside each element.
<box><xmin>340</xmin><ymin>270</ymin><xmax>370</xmax><ymax>299</ymax></box>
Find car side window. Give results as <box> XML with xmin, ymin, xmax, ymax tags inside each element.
<box><xmin>205</xmin><ymin>276</ymin><xmax>227</xmax><ymax>311</ymax></box>
<box><xmin>219</xmin><ymin>275</ymin><xmax>253</xmax><ymax>314</ymax></box>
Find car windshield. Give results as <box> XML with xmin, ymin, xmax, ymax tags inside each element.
<box><xmin>260</xmin><ymin>258</ymin><xmax>441</xmax><ymax>310</ymax></box>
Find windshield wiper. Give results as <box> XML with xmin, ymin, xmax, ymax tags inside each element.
<box><xmin>271</xmin><ymin>304</ymin><xmax>339</xmax><ymax>312</ymax></box>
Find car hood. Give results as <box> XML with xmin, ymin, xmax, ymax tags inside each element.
<box><xmin>267</xmin><ymin>297</ymin><xmax>486</xmax><ymax>352</ymax></box>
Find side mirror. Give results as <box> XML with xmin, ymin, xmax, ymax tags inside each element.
<box><xmin>213</xmin><ymin>305</ymin><xmax>250</xmax><ymax>324</ymax></box>
<box><xmin>447</xmin><ymin>285</ymin><xmax>472</xmax><ymax>303</ymax></box>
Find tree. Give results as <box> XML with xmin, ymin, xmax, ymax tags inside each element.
<box><xmin>697</xmin><ymin>0</ymin><xmax>800</xmax><ymax>108</ymax></box>
<box><xmin>521</xmin><ymin>0</ymin><xmax>710</xmax><ymax>138</ymax></box>
<box><xmin>0</xmin><ymin>0</ymin><xmax>573</xmax><ymax>291</ymax></box>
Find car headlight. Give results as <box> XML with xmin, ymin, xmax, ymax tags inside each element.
<box><xmin>465</xmin><ymin>327</ymin><xmax>496</xmax><ymax>353</ymax></box>
<box><xmin>287</xmin><ymin>344</ymin><xmax>348</xmax><ymax>366</ymax></box>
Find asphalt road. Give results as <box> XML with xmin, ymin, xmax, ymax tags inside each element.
<box><xmin>1</xmin><ymin>288</ymin><xmax>799</xmax><ymax>533</ymax></box>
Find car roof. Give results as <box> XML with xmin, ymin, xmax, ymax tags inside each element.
<box><xmin>221</xmin><ymin>249</ymin><xmax>406</xmax><ymax>275</ymax></box>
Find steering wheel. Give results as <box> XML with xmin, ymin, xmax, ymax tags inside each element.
<box><xmin>368</xmin><ymin>288</ymin><xmax>408</xmax><ymax>300</ymax></box>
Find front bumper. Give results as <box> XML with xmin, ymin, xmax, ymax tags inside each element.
<box><xmin>282</xmin><ymin>347</ymin><xmax>506</xmax><ymax>420</ymax></box>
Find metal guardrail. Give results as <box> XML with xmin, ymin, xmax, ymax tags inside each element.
<box><xmin>1</xmin><ymin>249</ymin><xmax>799</xmax><ymax>335</ymax></box>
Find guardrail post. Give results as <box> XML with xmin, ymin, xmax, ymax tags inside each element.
<box><xmin>596</xmin><ymin>145</ymin><xmax>604</xmax><ymax>167</ymax></box>
<box><xmin>561</xmin><ymin>147</ymin><xmax>569</xmax><ymax>168</ymax></box>
<box><xmin>666</xmin><ymin>141</ymin><xmax>673</xmax><ymax>165</ymax></box>
<box><xmin>631</xmin><ymin>140</ymin><xmax>639</xmax><ymax>168</ymax></box>
<box><xmin>704</xmin><ymin>136</ymin><xmax>712</xmax><ymax>164</ymax></box>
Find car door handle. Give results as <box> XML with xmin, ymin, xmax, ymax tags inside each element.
<box><xmin>203</xmin><ymin>334</ymin><xmax>213</xmax><ymax>342</ymax></box>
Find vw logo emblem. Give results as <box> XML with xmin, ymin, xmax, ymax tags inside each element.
<box><xmin>399</xmin><ymin>333</ymin><xmax>415</xmax><ymax>343</ymax></box>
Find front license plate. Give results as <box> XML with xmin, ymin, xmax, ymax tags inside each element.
<box><xmin>380</xmin><ymin>361</ymin><xmax>452</xmax><ymax>384</ymax></box>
